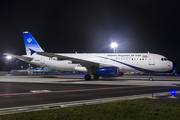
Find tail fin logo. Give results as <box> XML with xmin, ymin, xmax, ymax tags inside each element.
<box><xmin>23</xmin><ymin>31</ymin><xmax>44</xmax><ymax>55</ymax></box>
<box><xmin>27</xmin><ymin>38</ymin><xmax>32</xmax><ymax>43</ymax></box>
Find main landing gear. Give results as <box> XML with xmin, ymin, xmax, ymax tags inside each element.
<box><xmin>84</xmin><ymin>74</ymin><xmax>99</xmax><ymax>80</ymax></box>
<box><xmin>84</xmin><ymin>74</ymin><xmax>91</xmax><ymax>81</ymax></box>
<box><xmin>93</xmin><ymin>75</ymin><xmax>99</xmax><ymax>80</ymax></box>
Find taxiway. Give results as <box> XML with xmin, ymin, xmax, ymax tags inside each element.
<box><xmin>0</xmin><ymin>75</ymin><xmax>179</xmax><ymax>110</ymax></box>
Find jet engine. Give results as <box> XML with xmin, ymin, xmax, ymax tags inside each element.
<box><xmin>96</xmin><ymin>67</ymin><xmax>119</xmax><ymax>77</ymax></box>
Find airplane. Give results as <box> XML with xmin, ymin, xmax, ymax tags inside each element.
<box><xmin>4</xmin><ymin>31</ymin><xmax>177</xmax><ymax>81</ymax></box>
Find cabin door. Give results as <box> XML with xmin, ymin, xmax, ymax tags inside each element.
<box><xmin>40</xmin><ymin>57</ymin><xmax>45</xmax><ymax>64</ymax></box>
<box><xmin>149</xmin><ymin>55</ymin><xmax>155</xmax><ymax>65</ymax></box>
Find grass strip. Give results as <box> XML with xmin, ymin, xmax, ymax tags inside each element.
<box><xmin>0</xmin><ymin>98</ymin><xmax>180</xmax><ymax>120</ymax></box>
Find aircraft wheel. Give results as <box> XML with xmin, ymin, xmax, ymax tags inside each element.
<box><xmin>84</xmin><ymin>75</ymin><xmax>91</xmax><ymax>81</ymax></box>
<box><xmin>149</xmin><ymin>77</ymin><xmax>153</xmax><ymax>81</ymax></box>
<box><xmin>94</xmin><ymin>75</ymin><xmax>99</xmax><ymax>80</ymax></box>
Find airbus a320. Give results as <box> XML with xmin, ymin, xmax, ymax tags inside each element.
<box><xmin>4</xmin><ymin>31</ymin><xmax>176</xmax><ymax>81</ymax></box>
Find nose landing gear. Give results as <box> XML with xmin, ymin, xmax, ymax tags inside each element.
<box><xmin>149</xmin><ymin>77</ymin><xmax>153</xmax><ymax>81</ymax></box>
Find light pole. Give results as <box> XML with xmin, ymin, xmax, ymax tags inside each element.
<box><xmin>110</xmin><ymin>42</ymin><xmax>118</xmax><ymax>53</ymax></box>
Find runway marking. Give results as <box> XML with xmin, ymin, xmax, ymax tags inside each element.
<box><xmin>30</xmin><ymin>90</ymin><xmax>51</xmax><ymax>93</ymax></box>
<box><xmin>0</xmin><ymin>86</ymin><xmax>148</xmax><ymax>96</ymax></box>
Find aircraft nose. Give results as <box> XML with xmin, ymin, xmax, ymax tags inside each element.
<box><xmin>173</xmin><ymin>62</ymin><xmax>177</xmax><ymax>69</ymax></box>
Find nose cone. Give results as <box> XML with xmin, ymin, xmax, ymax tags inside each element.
<box><xmin>173</xmin><ymin>62</ymin><xmax>177</xmax><ymax>69</ymax></box>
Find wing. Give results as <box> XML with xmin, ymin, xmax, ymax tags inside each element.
<box><xmin>36</xmin><ymin>52</ymin><xmax>99</xmax><ymax>67</ymax></box>
<box><xmin>3</xmin><ymin>53</ymin><xmax>33</xmax><ymax>61</ymax></box>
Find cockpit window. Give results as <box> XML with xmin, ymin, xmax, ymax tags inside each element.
<box><xmin>161</xmin><ymin>58</ymin><xmax>168</xmax><ymax>61</ymax></box>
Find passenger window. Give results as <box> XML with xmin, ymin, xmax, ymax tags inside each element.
<box><xmin>142</xmin><ymin>59</ymin><xmax>144</xmax><ymax>60</ymax></box>
<box><xmin>140</xmin><ymin>58</ymin><xmax>141</xmax><ymax>60</ymax></box>
<box><xmin>161</xmin><ymin>58</ymin><xmax>163</xmax><ymax>61</ymax></box>
<box><xmin>132</xmin><ymin>58</ymin><xmax>133</xmax><ymax>60</ymax></box>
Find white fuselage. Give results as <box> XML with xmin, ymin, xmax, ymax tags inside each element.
<box><xmin>25</xmin><ymin>53</ymin><xmax>173</xmax><ymax>73</ymax></box>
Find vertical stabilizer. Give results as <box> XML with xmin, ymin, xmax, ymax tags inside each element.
<box><xmin>23</xmin><ymin>31</ymin><xmax>44</xmax><ymax>55</ymax></box>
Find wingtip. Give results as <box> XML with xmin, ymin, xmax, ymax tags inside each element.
<box><xmin>3</xmin><ymin>53</ymin><xmax>10</xmax><ymax>55</ymax></box>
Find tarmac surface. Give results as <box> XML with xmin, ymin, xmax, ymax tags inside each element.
<box><xmin>0</xmin><ymin>75</ymin><xmax>179</xmax><ymax>109</ymax></box>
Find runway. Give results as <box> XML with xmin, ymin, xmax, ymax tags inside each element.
<box><xmin>0</xmin><ymin>75</ymin><xmax>179</xmax><ymax>110</ymax></box>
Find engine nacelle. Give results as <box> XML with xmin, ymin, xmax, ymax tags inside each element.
<box><xmin>96</xmin><ymin>67</ymin><xmax>119</xmax><ymax>77</ymax></box>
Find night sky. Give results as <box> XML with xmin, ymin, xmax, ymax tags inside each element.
<box><xmin>0</xmin><ymin>1</ymin><xmax>180</xmax><ymax>71</ymax></box>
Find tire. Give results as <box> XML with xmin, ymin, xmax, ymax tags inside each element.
<box><xmin>84</xmin><ymin>75</ymin><xmax>91</xmax><ymax>81</ymax></box>
<box><xmin>94</xmin><ymin>75</ymin><xmax>99</xmax><ymax>80</ymax></box>
<box><xmin>149</xmin><ymin>77</ymin><xmax>153</xmax><ymax>81</ymax></box>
